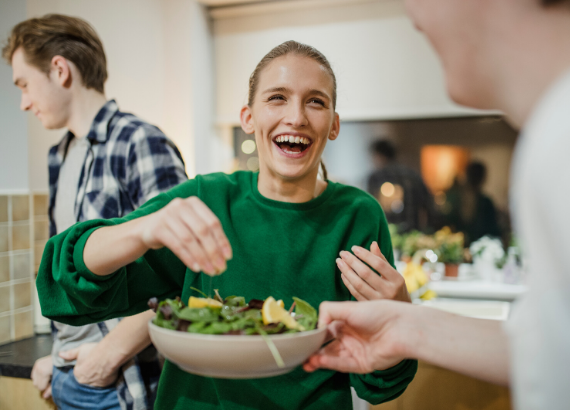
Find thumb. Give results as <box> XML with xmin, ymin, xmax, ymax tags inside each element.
<box><xmin>59</xmin><ymin>347</ymin><xmax>80</xmax><ymax>361</ymax></box>
<box><xmin>318</xmin><ymin>301</ymin><xmax>357</xmax><ymax>328</ymax></box>
<box><xmin>42</xmin><ymin>385</ymin><xmax>52</xmax><ymax>400</ymax></box>
<box><xmin>371</xmin><ymin>241</ymin><xmax>388</xmax><ymax>262</ymax></box>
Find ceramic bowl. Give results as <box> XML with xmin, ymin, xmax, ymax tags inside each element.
<box><xmin>148</xmin><ymin>320</ymin><xmax>327</xmax><ymax>379</ymax></box>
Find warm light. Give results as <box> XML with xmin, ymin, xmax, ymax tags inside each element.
<box><xmin>421</xmin><ymin>145</ymin><xmax>470</xmax><ymax>194</ymax></box>
<box><xmin>246</xmin><ymin>157</ymin><xmax>259</xmax><ymax>171</ymax></box>
<box><xmin>381</xmin><ymin>182</ymin><xmax>395</xmax><ymax>197</ymax></box>
<box><xmin>241</xmin><ymin>140</ymin><xmax>256</xmax><ymax>155</ymax></box>
<box><xmin>434</xmin><ymin>192</ymin><xmax>446</xmax><ymax>206</ymax></box>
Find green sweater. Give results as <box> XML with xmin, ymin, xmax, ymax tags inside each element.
<box><xmin>37</xmin><ymin>171</ymin><xmax>417</xmax><ymax>410</ymax></box>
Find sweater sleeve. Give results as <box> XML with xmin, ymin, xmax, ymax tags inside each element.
<box><xmin>36</xmin><ymin>191</ymin><xmax>187</xmax><ymax>326</ymax></box>
<box><xmin>349</xmin><ymin>205</ymin><xmax>418</xmax><ymax>404</ymax></box>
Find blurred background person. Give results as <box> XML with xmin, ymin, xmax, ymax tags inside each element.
<box><xmin>367</xmin><ymin>139</ymin><xmax>435</xmax><ymax>232</ymax></box>
<box><xmin>443</xmin><ymin>161</ymin><xmax>501</xmax><ymax>245</ymax></box>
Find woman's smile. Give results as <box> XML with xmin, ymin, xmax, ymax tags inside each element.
<box><xmin>272</xmin><ymin>132</ymin><xmax>314</xmax><ymax>158</ymax></box>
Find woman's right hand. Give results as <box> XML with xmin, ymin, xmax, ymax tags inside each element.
<box><xmin>139</xmin><ymin>196</ymin><xmax>232</xmax><ymax>276</ymax></box>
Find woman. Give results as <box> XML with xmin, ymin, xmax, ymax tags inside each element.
<box><xmin>37</xmin><ymin>41</ymin><xmax>416</xmax><ymax>409</ymax></box>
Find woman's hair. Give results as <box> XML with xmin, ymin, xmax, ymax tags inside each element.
<box><xmin>247</xmin><ymin>40</ymin><xmax>337</xmax><ymax>109</ymax></box>
<box><xmin>2</xmin><ymin>14</ymin><xmax>107</xmax><ymax>93</ymax></box>
<box><xmin>247</xmin><ymin>40</ymin><xmax>336</xmax><ymax>181</ymax></box>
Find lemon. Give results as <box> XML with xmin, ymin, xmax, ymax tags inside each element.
<box><xmin>188</xmin><ymin>296</ymin><xmax>223</xmax><ymax>308</ymax></box>
<box><xmin>262</xmin><ymin>297</ymin><xmax>304</xmax><ymax>330</ymax></box>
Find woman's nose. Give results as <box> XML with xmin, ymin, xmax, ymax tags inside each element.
<box><xmin>284</xmin><ymin>101</ymin><xmax>308</xmax><ymax>128</ymax></box>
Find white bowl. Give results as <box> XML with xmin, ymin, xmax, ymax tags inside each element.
<box><xmin>148</xmin><ymin>320</ymin><xmax>327</xmax><ymax>379</ymax></box>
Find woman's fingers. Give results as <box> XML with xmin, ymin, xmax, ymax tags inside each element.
<box><xmin>351</xmin><ymin>245</ymin><xmax>410</xmax><ymax>302</ymax></box>
<box><xmin>161</xmin><ymin>217</ymin><xmax>209</xmax><ymax>273</ymax></box>
<box><xmin>340</xmin><ymin>272</ymin><xmax>367</xmax><ymax>301</ymax></box>
<box><xmin>352</xmin><ymin>245</ymin><xmax>399</xmax><ymax>282</ymax></box>
<box><xmin>190</xmin><ymin>198</ymin><xmax>233</xmax><ymax>261</ymax></box>
<box><xmin>339</xmin><ymin>251</ymin><xmax>385</xmax><ymax>299</ymax></box>
<box><xmin>338</xmin><ymin>258</ymin><xmax>376</xmax><ymax>300</ymax></box>
<box><xmin>176</xmin><ymin>201</ymin><xmax>225</xmax><ymax>274</ymax></box>
<box><xmin>370</xmin><ymin>241</ymin><xmax>388</xmax><ymax>262</ymax></box>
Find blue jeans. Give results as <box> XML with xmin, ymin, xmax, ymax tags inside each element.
<box><xmin>51</xmin><ymin>366</ymin><xmax>120</xmax><ymax>410</ymax></box>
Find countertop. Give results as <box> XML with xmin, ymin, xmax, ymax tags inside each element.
<box><xmin>0</xmin><ymin>335</ymin><xmax>53</xmax><ymax>379</ymax></box>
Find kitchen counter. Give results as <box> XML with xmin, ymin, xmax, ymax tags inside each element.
<box><xmin>0</xmin><ymin>335</ymin><xmax>53</xmax><ymax>379</ymax></box>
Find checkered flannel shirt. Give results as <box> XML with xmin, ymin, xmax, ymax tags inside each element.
<box><xmin>47</xmin><ymin>100</ymin><xmax>188</xmax><ymax>410</ymax></box>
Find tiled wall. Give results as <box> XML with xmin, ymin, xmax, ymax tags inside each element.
<box><xmin>0</xmin><ymin>194</ymin><xmax>35</xmax><ymax>345</ymax></box>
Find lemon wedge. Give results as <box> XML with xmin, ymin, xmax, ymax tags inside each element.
<box><xmin>188</xmin><ymin>296</ymin><xmax>223</xmax><ymax>309</ymax></box>
<box><xmin>262</xmin><ymin>297</ymin><xmax>304</xmax><ymax>330</ymax></box>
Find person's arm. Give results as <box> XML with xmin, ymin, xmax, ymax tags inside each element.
<box><xmin>304</xmin><ymin>300</ymin><xmax>510</xmax><ymax>386</ymax></box>
<box><xmin>58</xmin><ymin>310</ymin><xmax>155</xmax><ymax>387</ymax></box>
<box><xmin>36</xmin><ymin>185</ymin><xmax>231</xmax><ymax>325</ymax></box>
<box><xmin>125</xmin><ymin>126</ymin><xmax>188</xmax><ymax>208</ymax></box>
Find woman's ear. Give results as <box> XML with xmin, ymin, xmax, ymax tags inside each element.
<box><xmin>328</xmin><ymin>112</ymin><xmax>340</xmax><ymax>141</ymax></box>
<box><xmin>240</xmin><ymin>105</ymin><xmax>255</xmax><ymax>135</ymax></box>
<box><xmin>50</xmin><ymin>55</ymin><xmax>72</xmax><ymax>89</ymax></box>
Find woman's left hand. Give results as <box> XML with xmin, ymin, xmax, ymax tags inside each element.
<box><xmin>338</xmin><ymin>242</ymin><xmax>411</xmax><ymax>303</ymax></box>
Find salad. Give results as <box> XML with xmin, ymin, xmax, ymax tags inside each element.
<box><xmin>148</xmin><ymin>289</ymin><xmax>318</xmax><ymax>336</ymax></box>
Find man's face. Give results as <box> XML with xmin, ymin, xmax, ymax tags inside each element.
<box><xmin>404</xmin><ymin>0</ymin><xmax>495</xmax><ymax>109</ymax></box>
<box><xmin>11</xmin><ymin>48</ymin><xmax>71</xmax><ymax>129</ymax></box>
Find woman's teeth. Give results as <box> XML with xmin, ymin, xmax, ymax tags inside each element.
<box><xmin>274</xmin><ymin>135</ymin><xmax>311</xmax><ymax>145</ymax></box>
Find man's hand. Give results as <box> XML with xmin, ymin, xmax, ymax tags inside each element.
<box><xmin>304</xmin><ymin>300</ymin><xmax>410</xmax><ymax>373</ymax></box>
<box><xmin>338</xmin><ymin>242</ymin><xmax>411</xmax><ymax>303</ymax></box>
<box><xmin>59</xmin><ymin>343</ymin><xmax>119</xmax><ymax>387</ymax></box>
<box><xmin>31</xmin><ymin>355</ymin><xmax>53</xmax><ymax>399</ymax></box>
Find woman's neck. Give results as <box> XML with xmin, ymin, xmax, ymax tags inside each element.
<box><xmin>257</xmin><ymin>167</ymin><xmax>327</xmax><ymax>203</ymax></box>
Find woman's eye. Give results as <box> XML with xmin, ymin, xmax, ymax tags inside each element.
<box><xmin>309</xmin><ymin>98</ymin><xmax>325</xmax><ymax>106</ymax></box>
<box><xmin>268</xmin><ymin>95</ymin><xmax>285</xmax><ymax>102</ymax></box>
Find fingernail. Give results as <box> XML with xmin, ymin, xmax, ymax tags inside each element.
<box><xmin>336</xmin><ymin>258</ymin><xmax>345</xmax><ymax>268</ymax></box>
<box><xmin>223</xmin><ymin>246</ymin><xmax>232</xmax><ymax>260</ymax></box>
<box><xmin>216</xmin><ymin>256</ymin><xmax>226</xmax><ymax>268</ymax></box>
<box><xmin>352</xmin><ymin>245</ymin><xmax>361</xmax><ymax>253</ymax></box>
<box><xmin>340</xmin><ymin>250</ymin><xmax>349</xmax><ymax>257</ymax></box>
<box><xmin>193</xmin><ymin>263</ymin><xmax>201</xmax><ymax>272</ymax></box>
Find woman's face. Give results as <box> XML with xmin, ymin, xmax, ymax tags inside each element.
<box><xmin>241</xmin><ymin>54</ymin><xmax>340</xmax><ymax>182</ymax></box>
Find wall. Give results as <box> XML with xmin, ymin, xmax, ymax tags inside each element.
<box><xmin>212</xmin><ymin>0</ymin><xmax>491</xmax><ymax>126</ymax></box>
<box><xmin>0</xmin><ymin>0</ymin><xmax>29</xmax><ymax>192</ymax></box>
<box><xmin>25</xmin><ymin>0</ymin><xmax>219</xmax><ymax>187</ymax></box>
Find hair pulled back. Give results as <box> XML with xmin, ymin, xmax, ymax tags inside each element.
<box><xmin>247</xmin><ymin>40</ymin><xmax>337</xmax><ymax>109</ymax></box>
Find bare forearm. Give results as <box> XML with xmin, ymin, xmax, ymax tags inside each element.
<box><xmin>404</xmin><ymin>307</ymin><xmax>510</xmax><ymax>385</ymax></box>
<box><xmin>84</xmin><ymin>217</ymin><xmax>149</xmax><ymax>276</ymax></box>
<box><xmin>96</xmin><ymin>310</ymin><xmax>155</xmax><ymax>371</ymax></box>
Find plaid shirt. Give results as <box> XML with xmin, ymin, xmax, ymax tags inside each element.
<box><xmin>48</xmin><ymin>100</ymin><xmax>188</xmax><ymax>410</ymax></box>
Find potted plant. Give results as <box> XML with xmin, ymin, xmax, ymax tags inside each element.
<box><xmin>434</xmin><ymin>227</ymin><xmax>464</xmax><ymax>277</ymax></box>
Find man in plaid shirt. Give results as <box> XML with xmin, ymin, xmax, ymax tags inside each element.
<box><xmin>3</xmin><ymin>14</ymin><xmax>187</xmax><ymax>410</ymax></box>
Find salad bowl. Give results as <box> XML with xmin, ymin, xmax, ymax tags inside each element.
<box><xmin>148</xmin><ymin>321</ymin><xmax>327</xmax><ymax>379</ymax></box>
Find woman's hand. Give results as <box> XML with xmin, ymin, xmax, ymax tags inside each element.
<box><xmin>303</xmin><ymin>300</ymin><xmax>411</xmax><ymax>373</ymax></box>
<box><xmin>338</xmin><ymin>241</ymin><xmax>411</xmax><ymax>302</ymax></box>
<box><xmin>139</xmin><ymin>197</ymin><xmax>233</xmax><ymax>276</ymax></box>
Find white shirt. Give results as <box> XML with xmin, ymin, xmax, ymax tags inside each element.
<box><xmin>506</xmin><ymin>68</ymin><xmax>570</xmax><ymax>410</ymax></box>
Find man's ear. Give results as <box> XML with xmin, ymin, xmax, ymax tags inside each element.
<box><xmin>240</xmin><ymin>105</ymin><xmax>255</xmax><ymax>135</ymax></box>
<box><xmin>50</xmin><ymin>55</ymin><xmax>72</xmax><ymax>88</ymax></box>
<box><xmin>329</xmin><ymin>112</ymin><xmax>340</xmax><ymax>141</ymax></box>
